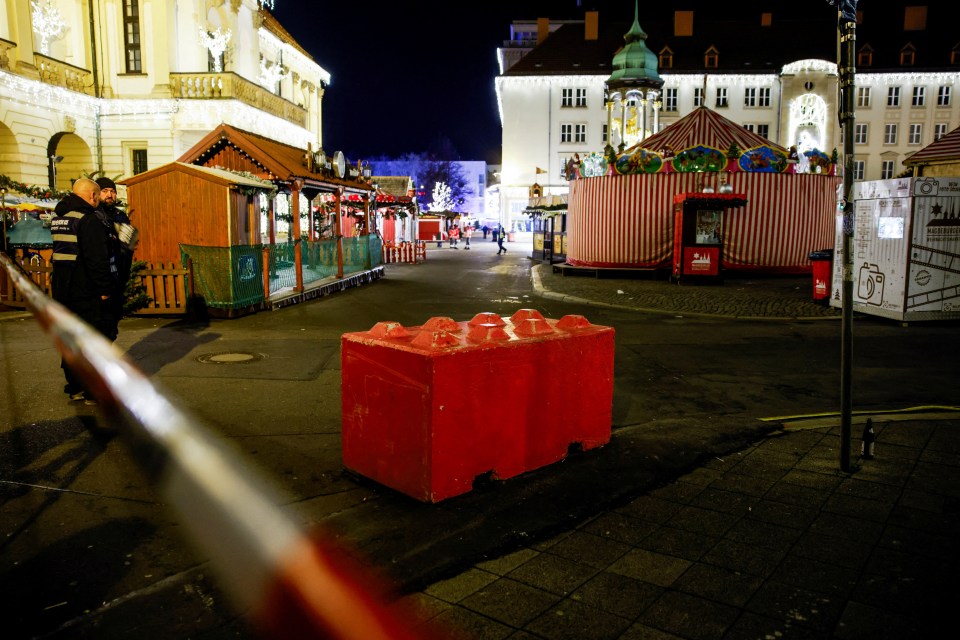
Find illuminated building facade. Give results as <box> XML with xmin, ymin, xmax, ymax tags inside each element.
<box><xmin>0</xmin><ymin>0</ymin><xmax>327</xmax><ymax>191</ymax></box>
<box><xmin>495</xmin><ymin>4</ymin><xmax>959</xmax><ymax>231</ymax></box>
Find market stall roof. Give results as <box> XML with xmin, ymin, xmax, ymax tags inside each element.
<box><xmin>6</xmin><ymin>215</ymin><xmax>52</xmax><ymax>247</ymax></box>
<box><xmin>177</xmin><ymin>123</ymin><xmax>373</xmax><ymax>194</ymax></box>
<box><xmin>120</xmin><ymin>162</ymin><xmax>278</xmax><ymax>191</ymax></box>
<box><xmin>637</xmin><ymin>107</ymin><xmax>788</xmax><ymax>154</ymax></box>
<box><xmin>903</xmin><ymin>125</ymin><xmax>960</xmax><ymax>167</ymax></box>
<box><xmin>372</xmin><ymin>176</ymin><xmax>414</xmax><ymax>199</ymax></box>
<box><xmin>1</xmin><ymin>194</ymin><xmax>57</xmax><ymax>211</ymax></box>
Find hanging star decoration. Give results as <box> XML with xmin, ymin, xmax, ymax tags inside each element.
<box><xmin>31</xmin><ymin>0</ymin><xmax>67</xmax><ymax>56</ymax></box>
<box><xmin>258</xmin><ymin>1</ymin><xmax>276</xmax><ymax>10</ymax></box>
<box><xmin>198</xmin><ymin>27</ymin><xmax>232</xmax><ymax>73</ymax></box>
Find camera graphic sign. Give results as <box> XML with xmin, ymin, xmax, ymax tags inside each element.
<box><xmin>834</xmin><ymin>177</ymin><xmax>960</xmax><ymax>321</ymax></box>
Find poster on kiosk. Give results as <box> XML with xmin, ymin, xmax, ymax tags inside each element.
<box><xmin>830</xmin><ymin>176</ymin><xmax>960</xmax><ymax>321</ymax></box>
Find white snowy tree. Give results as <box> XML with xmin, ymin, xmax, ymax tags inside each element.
<box><xmin>430</xmin><ymin>181</ymin><xmax>453</xmax><ymax>212</ymax></box>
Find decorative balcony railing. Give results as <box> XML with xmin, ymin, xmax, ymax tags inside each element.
<box><xmin>0</xmin><ymin>38</ymin><xmax>15</xmax><ymax>71</ymax></box>
<box><xmin>34</xmin><ymin>53</ymin><xmax>94</xmax><ymax>95</ymax></box>
<box><xmin>170</xmin><ymin>72</ymin><xmax>307</xmax><ymax>127</ymax></box>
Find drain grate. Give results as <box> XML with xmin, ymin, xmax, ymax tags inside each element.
<box><xmin>196</xmin><ymin>352</ymin><xmax>265</xmax><ymax>365</ymax></box>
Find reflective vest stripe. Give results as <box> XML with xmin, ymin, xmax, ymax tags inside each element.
<box><xmin>52</xmin><ymin>253</ymin><xmax>78</xmax><ymax>261</ymax></box>
<box><xmin>51</xmin><ymin>233</ymin><xmax>77</xmax><ymax>242</ymax></box>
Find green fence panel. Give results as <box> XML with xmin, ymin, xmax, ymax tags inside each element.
<box><xmin>304</xmin><ymin>239</ymin><xmax>339</xmax><ymax>283</ymax></box>
<box><xmin>368</xmin><ymin>235</ymin><xmax>383</xmax><ymax>267</ymax></box>
<box><xmin>180</xmin><ymin>244</ymin><xmax>265</xmax><ymax>309</ymax></box>
<box><xmin>264</xmin><ymin>242</ymin><xmax>297</xmax><ymax>294</ymax></box>
<box><xmin>342</xmin><ymin>236</ymin><xmax>369</xmax><ymax>275</ymax></box>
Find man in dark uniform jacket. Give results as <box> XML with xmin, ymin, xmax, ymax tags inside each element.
<box><xmin>50</xmin><ymin>178</ymin><xmax>122</xmax><ymax>403</ymax></box>
<box><xmin>95</xmin><ymin>177</ymin><xmax>137</xmax><ymax>325</ymax></box>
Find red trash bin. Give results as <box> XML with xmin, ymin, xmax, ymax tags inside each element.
<box><xmin>808</xmin><ymin>249</ymin><xmax>833</xmax><ymax>304</ymax></box>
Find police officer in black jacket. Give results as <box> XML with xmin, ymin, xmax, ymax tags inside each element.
<box><xmin>50</xmin><ymin>178</ymin><xmax>122</xmax><ymax>403</ymax></box>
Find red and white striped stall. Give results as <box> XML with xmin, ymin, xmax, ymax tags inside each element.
<box><xmin>566</xmin><ymin>107</ymin><xmax>841</xmax><ymax>273</ymax></box>
<box><xmin>568</xmin><ymin>172</ymin><xmax>840</xmax><ymax>273</ymax></box>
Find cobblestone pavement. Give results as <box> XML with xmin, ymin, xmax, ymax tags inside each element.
<box><xmin>533</xmin><ymin>264</ymin><xmax>842</xmax><ymax>320</ymax></box>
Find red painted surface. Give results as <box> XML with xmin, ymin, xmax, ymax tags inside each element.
<box><xmin>811</xmin><ymin>258</ymin><xmax>831</xmax><ymax>300</ymax></box>
<box><xmin>341</xmin><ymin>310</ymin><xmax>615</xmax><ymax>502</ymax></box>
<box><xmin>682</xmin><ymin>247</ymin><xmax>720</xmax><ymax>276</ymax></box>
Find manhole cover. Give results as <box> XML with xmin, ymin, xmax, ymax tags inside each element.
<box><xmin>196</xmin><ymin>352</ymin><xmax>265</xmax><ymax>364</ymax></box>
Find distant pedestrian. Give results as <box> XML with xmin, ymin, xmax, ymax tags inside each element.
<box><xmin>462</xmin><ymin>225</ymin><xmax>472</xmax><ymax>249</ymax></box>
<box><xmin>496</xmin><ymin>224</ymin><xmax>507</xmax><ymax>255</ymax></box>
<box><xmin>481</xmin><ymin>224</ymin><xmax>489</xmax><ymax>240</ymax></box>
<box><xmin>448</xmin><ymin>224</ymin><xmax>460</xmax><ymax>249</ymax></box>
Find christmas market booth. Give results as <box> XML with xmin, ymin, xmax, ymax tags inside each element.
<box><xmin>527</xmin><ymin>190</ymin><xmax>568</xmax><ymax>263</ymax></box>
<box><xmin>565</xmin><ymin>107</ymin><xmax>841</xmax><ymax>275</ymax></box>
<box><xmin>124</xmin><ymin>124</ymin><xmax>380</xmax><ymax>316</ymax></box>
<box><xmin>370</xmin><ymin>176</ymin><xmax>419</xmax><ymax>244</ymax></box>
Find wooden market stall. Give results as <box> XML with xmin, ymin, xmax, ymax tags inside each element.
<box><xmin>134</xmin><ymin>124</ymin><xmax>380</xmax><ymax>314</ymax></box>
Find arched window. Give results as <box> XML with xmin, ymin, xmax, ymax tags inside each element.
<box><xmin>858</xmin><ymin>44</ymin><xmax>873</xmax><ymax>67</ymax></box>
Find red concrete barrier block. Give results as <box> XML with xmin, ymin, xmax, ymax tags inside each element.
<box><xmin>341</xmin><ymin>310</ymin><xmax>615</xmax><ymax>502</ymax></box>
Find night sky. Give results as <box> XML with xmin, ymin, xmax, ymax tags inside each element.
<box><xmin>269</xmin><ymin>1</ymin><xmax>838</xmax><ymax>163</ymax></box>
<box><xmin>270</xmin><ymin>1</ymin><xmax>620</xmax><ymax>163</ymax></box>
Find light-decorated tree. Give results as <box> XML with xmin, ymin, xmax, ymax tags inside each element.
<box><xmin>430</xmin><ymin>182</ymin><xmax>453</xmax><ymax>212</ymax></box>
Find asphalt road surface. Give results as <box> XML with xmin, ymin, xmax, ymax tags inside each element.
<box><xmin>1</xmin><ymin>239</ymin><xmax>957</xmax><ymax>638</ymax></box>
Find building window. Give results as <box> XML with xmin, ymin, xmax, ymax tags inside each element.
<box><xmin>909</xmin><ymin>123</ymin><xmax>922</xmax><ymax>144</ymax></box>
<box><xmin>884</xmin><ymin>123</ymin><xmax>898</xmax><ymax>144</ymax></box>
<box><xmin>757</xmin><ymin>124</ymin><xmax>769</xmax><ymax>139</ymax></box>
<box><xmin>132</xmin><ymin>149</ymin><xmax>148</xmax><ymax>174</ymax></box>
<box><xmin>900</xmin><ymin>44</ymin><xmax>916</xmax><ymax>66</ymax></box>
<box><xmin>853</xmin><ymin>160</ymin><xmax>865</xmax><ymax>180</ymax></box>
<box><xmin>938</xmin><ymin>85</ymin><xmax>951</xmax><ymax>106</ymax></box>
<box><xmin>855</xmin><ymin>123</ymin><xmax>868</xmax><ymax>144</ymax></box>
<box><xmin>758</xmin><ymin>87</ymin><xmax>770</xmax><ymax>107</ymax></box>
<box><xmin>659</xmin><ymin>47</ymin><xmax>673</xmax><ymax>69</ymax></box>
<box><xmin>744</xmin><ymin>87</ymin><xmax>757</xmax><ymax>107</ymax></box>
<box><xmin>857</xmin><ymin>87</ymin><xmax>871</xmax><ymax>107</ymax></box>
<box><xmin>574</xmin><ymin>123</ymin><xmax>586</xmax><ymax>143</ymax></box>
<box><xmin>123</xmin><ymin>0</ymin><xmax>142</xmax><ymax>73</ymax></box>
<box><xmin>881</xmin><ymin>160</ymin><xmax>895</xmax><ymax>179</ymax></box>
<box><xmin>715</xmin><ymin>87</ymin><xmax>728</xmax><ymax>108</ymax></box>
<box><xmin>743</xmin><ymin>124</ymin><xmax>754</xmax><ymax>133</ymax></box>
<box><xmin>602</xmin><ymin>123</ymin><xmax>608</xmax><ymax>144</ymax></box>
<box><xmin>935</xmin><ymin>123</ymin><xmax>948</xmax><ymax>140</ymax></box>
<box><xmin>694</xmin><ymin>87</ymin><xmax>704</xmax><ymax>107</ymax></box>
<box><xmin>912</xmin><ymin>86</ymin><xmax>925</xmax><ymax>107</ymax></box>
<box><xmin>953</xmin><ymin>44</ymin><xmax>960</xmax><ymax>65</ymax></box>
<box><xmin>705</xmin><ymin>46</ymin><xmax>719</xmax><ymax>69</ymax></box>
<box><xmin>561</xmin><ymin>123</ymin><xmax>572</xmax><ymax>143</ymax></box>
<box><xmin>887</xmin><ymin>87</ymin><xmax>901</xmax><ymax>107</ymax></box>
<box><xmin>858</xmin><ymin>45</ymin><xmax>873</xmax><ymax>67</ymax></box>
<box><xmin>562</xmin><ymin>88</ymin><xmax>587</xmax><ymax>108</ymax></box>
<box><xmin>664</xmin><ymin>88</ymin><xmax>678</xmax><ymax>112</ymax></box>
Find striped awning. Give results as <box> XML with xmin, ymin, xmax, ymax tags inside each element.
<box><xmin>903</xmin><ymin>125</ymin><xmax>960</xmax><ymax>166</ymax></box>
<box><xmin>636</xmin><ymin>107</ymin><xmax>788</xmax><ymax>155</ymax></box>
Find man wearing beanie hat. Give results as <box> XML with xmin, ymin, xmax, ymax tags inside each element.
<box><xmin>95</xmin><ymin>177</ymin><xmax>137</xmax><ymax>340</ymax></box>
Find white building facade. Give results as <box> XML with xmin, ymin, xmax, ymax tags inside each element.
<box><xmin>1</xmin><ymin>0</ymin><xmax>328</xmax><ymax>192</ymax></box>
<box><xmin>496</xmin><ymin>5</ymin><xmax>960</xmax><ymax>230</ymax></box>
